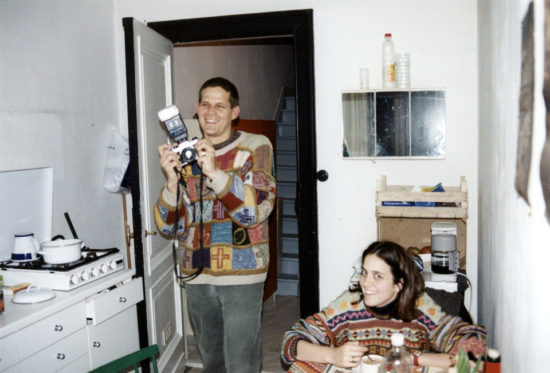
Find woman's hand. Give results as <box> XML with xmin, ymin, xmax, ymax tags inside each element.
<box><xmin>327</xmin><ymin>341</ymin><xmax>368</xmax><ymax>368</ymax></box>
<box><xmin>296</xmin><ymin>340</ymin><xmax>367</xmax><ymax>369</ymax></box>
<box><xmin>158</xmin><ymin>143</ymin><xmax>181</xmax><ymax>195</ymax></box>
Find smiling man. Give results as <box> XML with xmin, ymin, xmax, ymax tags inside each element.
<box><xmin>155</xmin><ymin>77</ymin><xmax>276</xmax><ymax>372</ymax></box>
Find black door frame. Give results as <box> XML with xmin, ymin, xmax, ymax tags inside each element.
<box><xmin>140</xmin><ymin>9</ymin><xmax>318</xmax><ymax>318</ymax></box>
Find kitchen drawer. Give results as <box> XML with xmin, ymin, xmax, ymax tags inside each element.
<box><xmin>17</xmin><ymin>301</ymin><xmax>86</xmax><ymax>359</ymax></box>
<box><xmin>57</xmin><ymin>352</ymin><xmax>91</xmax><ymax>373</ymax></box>
<box><xmin>0</xmin><ymin>333</ymin><xmax>22</xmax><ymax>371</ymax></box>
<box><xmin>88</xmin><ymin>306</ymin><xmax>140</xmax><ymax>369</ymax></box>
<box><xmin>86</xmin><ymin>277</ymin><xmax>143</xmax><ymax>325</ymax></box>
<box><xmin>5</xmin><ymin>327</ymin><xmax>88</xmax><ymax>372</ymax></box>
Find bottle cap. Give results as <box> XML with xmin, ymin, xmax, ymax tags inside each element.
<box><xmin>391</xmin><ymin>332</ymin><xmax>404</xmax><ymax>346</ymax></box>
<box><xmin>385</xmin><ymin>33</ymin><xmax>392</xmax><ymax>37</ymax></box>
<box><xmin>486</xmin><ymin>348</ymin><xmax>501</xmax><ymax>362</ymax></box>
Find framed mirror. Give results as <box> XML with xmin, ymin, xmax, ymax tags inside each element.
<box><xmin>342</xmin><ymin>89</ymin><xmax>446</xmax><ymax>158</ymax></box>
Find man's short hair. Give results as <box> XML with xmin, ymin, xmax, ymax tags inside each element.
<box><xmin>199</xmin><ymin>77</ymin><xmax>240</xmax><ymax>108</ymax></box>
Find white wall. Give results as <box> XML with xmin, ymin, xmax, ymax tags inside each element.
<box><xmin>478</xmin><ymin>0</ymin><xmax>550</xmax><ymax>370</ymax></box>
<box><xmin>0</xmin><ymin>0</ymin><xmax>126</xmax><ymax>251</ymax></box>
<box><xmin>114</xmin><ymin>0</ymin><xmax>480</xmax><ymax>315</ymax></box>
<box><xmin>173</xmin><ymin>45</ymin><xmax>295</xmax><ymax>120</ymax></box>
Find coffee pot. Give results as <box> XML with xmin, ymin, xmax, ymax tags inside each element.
<box><xmin>430</xmin><ymin>222</ymin><xmax>458</xmax><ymax>282</ymax></box>
<box><xmin>12</xmin><ymin>233</ymin><xmax>40</xmax><ymax>262</ymax></box>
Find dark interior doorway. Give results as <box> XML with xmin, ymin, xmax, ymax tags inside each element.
<box><xmin>148</xmin><ymin>9</ymin><xmax>319</xmax><ymax>317</ymax></box>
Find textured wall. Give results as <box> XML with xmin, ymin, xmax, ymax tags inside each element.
<box><xmin>478</xmin><ymin>0</ymin><xmax>550</xmax><ymax>370</ymax></box>
<box><xmin>0</xmin><ymin>0</ymin><xmax>125</xmax><ymax>252</ymax></box>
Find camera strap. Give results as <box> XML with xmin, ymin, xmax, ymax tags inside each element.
<box><xmin>171</xmin><ymin>169</ymin><xmax>204</xmax><ymax>287</ymax></box>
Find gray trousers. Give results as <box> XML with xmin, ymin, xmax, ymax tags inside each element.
<box><xmin>186</xmin><ymin>283</ymin><xmax>264</xmax><ymax>373</ymax></box>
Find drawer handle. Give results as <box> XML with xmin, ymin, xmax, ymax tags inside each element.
<box><xmin>57</xmin><ymin>353</ymin><xmax>66</xmax><ymax>360</ymax></box>
<box><xmin>54</xmin><ymin>325</ymin><xmax>64</xmax><ymax>332</ymax></box>
<box><xmin>119</xmin><ymin>297</ymin><xmax>127</xmax><ymax>303</ymax></box>
<box><xmin>93</xmin><ymin>341</ymin><xmax>101</xmax><ymax>348</ymax></box>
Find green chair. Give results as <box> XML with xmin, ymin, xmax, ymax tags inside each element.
<box><xmin>89</xmin><ymin>344</ymin><xmax>159</xmax><ymax>373</ymax></box>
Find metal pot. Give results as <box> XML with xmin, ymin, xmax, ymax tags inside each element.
<box><xmin>38</xmin><ymin>238</ymin><xmax>83</xmax><ymax>264</ymax></box>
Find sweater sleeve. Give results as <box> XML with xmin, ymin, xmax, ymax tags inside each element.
<box><xmin>206</xmin><ymin>134</ymin><xmax>276</xmax><ymax>228</ymax></box>
<box><xmin>154</xmin><ymin>183</ymin><xmax>189</xmax><ymax>237</ymax></box>
<box><xmin>281</xmin><ymin>311</ymin><xmax>333</xmax><ymax>366</ymax></box>
<box><xmin>429</xmin><ymin>314</ymin><xmax>487</xmax><ymax>353</ymax></box>
<box><xmin>418</xmin><ymin>293</ymin><xmax>487</xmax><ymax>353</ymax></box>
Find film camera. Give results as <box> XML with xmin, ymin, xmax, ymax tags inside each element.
<box><xmin>157</xmin><ymin>105</ymin><xmax>199</xmax><ymax>166</ymax></box>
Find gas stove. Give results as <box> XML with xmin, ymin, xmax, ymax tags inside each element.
<box><xmin>0</xmin><ymin>248</ymin><xmax>124</xmax><ymax>291</ymax></box>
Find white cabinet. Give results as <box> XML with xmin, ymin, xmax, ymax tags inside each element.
<box><xmin>5</xmin><ymin>328</ymin><xmax>89</xmax><ymax>372</ymax></box>
<box><xmin>86</xmin><ymin>278</ymin><xmax>143</xmax><ymax>369</ymax></box>
<box><xmin>0</xmin><ymin>273</ymin><xmax>142</xmax><ymax>372</ymax></box>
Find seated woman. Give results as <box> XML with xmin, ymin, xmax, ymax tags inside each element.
<box><xmin>281</xmin><ymin>241</ymin><xmax>486</xmax><ymax>372</ymax></box>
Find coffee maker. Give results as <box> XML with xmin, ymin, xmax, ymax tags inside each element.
<box><xmin>430</xmin><ymin>222</ymin><xmax>458</xmax><ymax>282</ymax></box>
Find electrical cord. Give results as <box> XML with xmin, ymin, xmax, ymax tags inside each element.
<box><xmin>456</xmin><ymin>272</ymin><xmax>473</xmax><ymax>314</ymax></box>
<box><xmin>171</xmin><ymin>168</ymin><xmax>204</xmax><ymax>287</ymax></box>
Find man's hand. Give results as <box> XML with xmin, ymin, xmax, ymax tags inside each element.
<box><xmin>158</xmin><ymin>143</ymin><xmax>181</xmax><ymax>195</ymax></box>
<box><xmin>195</xmin><ymin>138</ymin><xmax>217</xmax><ymax>179</ymax></box>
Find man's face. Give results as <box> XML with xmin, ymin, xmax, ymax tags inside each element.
<box><xmin>195</xmin><ymin>86</ymin><xmax>240</xmax><ymax>144</ymax></box>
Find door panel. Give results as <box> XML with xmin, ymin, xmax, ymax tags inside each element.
<box><xmin>124</xmin><ymin>18</ymin><xmax>186</xmax><ymax>371</ymax></box>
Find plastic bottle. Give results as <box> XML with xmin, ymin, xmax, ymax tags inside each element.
<box><xmin>484</xmin><ymin>348</ymin><xmax>501</xmax><ymax>373</ymax></box>
<box><xmin>382</xmin><ymin>33</ymin><xmax>396</xmax><ymax>88</ymax></box>
<box><xmin>378</xmin><ymin>333</ymin><xmax>412</xmax><ymax>373</ymax></box>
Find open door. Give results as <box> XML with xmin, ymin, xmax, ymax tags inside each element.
<box><xmin>122</xmin><ymin>18</ymin><xmax>186</xmax><ymax>372</ymax></box>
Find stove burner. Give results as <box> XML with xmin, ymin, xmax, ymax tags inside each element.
<box><xmin>0</xmin><ymin>248</ymin><xmax>119</xmax><ymax>272</ymax></box>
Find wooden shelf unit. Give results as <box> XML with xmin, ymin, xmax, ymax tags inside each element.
<box><xmin>376</xmin><ymin>176</ymin><xmax>468</xmax><ymax>270</ymax></box>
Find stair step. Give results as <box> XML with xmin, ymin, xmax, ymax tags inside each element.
<box><xmin>278</xmin><ymin>109</ymin><xmax>296</xmax><ymax>125</ymax></box>
<box><xmin>276</xmin><ymin>277</ymin><xmax>299</xmax><ymax>296</ymax></box>
<box><xmin>276</xmin><ymin>166</ymin><xmax>297</xmax><ymax>183</ymax></box>
<box><xmin>277</xmin><ymin>123</ymin><xmax>296</xmax><ymax>137</ymax></box>
<box><xmin>282</xmin><ymin>217</ymin><xmax>298</xmax><ymax>235</ymax></box>
<box><xmin>281</xmin><ymin>254</ymin><xmax>299</xmax><ymax>275</ymax></box>
<box><xmin>284</xmin><ymin>96</ymin><xmax>296</xmax><ymax>110</ymax></box>
<box><xmin>277</xmin><ymin>182</ymin><xmax>296</xmax><ymax>199</ymax></box>
<box><xmin>276</xmin><ymin>137</ymin><xmax>296</xmax><ymax>152</ymax></box>
<box><xmin>280</xmin><ymin>199</ymin><xmax>296</xmax><ymax>217</ymax></box>
<box><xmin>281</xmin><ymin>236</ymin><xmax>299</xmax><ymax>255</ymax></box>
<box><xmin>276</xmin><ymin>151</ymin><xmax>297</xmax><ymax>167</ymax></box>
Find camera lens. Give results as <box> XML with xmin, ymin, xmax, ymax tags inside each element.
<box><xmin>181</xmin><ymin>147</ymin><xmax>197</xmax><ymax>163</ymax></box>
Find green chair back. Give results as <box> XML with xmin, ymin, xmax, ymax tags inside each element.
<box><xmin>89</xmin><ymin>344</ymin><xmax>159</xmax><ymax>373</ymax></box>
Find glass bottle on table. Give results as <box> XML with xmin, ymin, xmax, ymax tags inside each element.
<box><xmin>378</xmin><ymin>333</ymin><xmax>413</xmax><ymax>373</ymax></box>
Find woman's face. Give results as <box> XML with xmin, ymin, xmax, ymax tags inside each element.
<box><xmin>359</xmin><ymin>254</ymin><xmax>403</xmax><ymax>308</ymax></box>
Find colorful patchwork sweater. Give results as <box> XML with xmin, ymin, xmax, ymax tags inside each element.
<box><xmin>154</xmin><ymin>131</ymin><xmax>276</xmax><ymax>285</ymax></box>
<box><xmin>281</xmin><ymin>290</ymin><xmax>486</xmax><ymax>372</ymax></box>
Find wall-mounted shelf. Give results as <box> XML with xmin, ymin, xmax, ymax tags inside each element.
<box><xmin>375</xmin><ymin>175</ymin><xmax>468</xmax><ymax>270</ymax></box>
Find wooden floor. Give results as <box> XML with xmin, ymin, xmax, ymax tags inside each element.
<box><xmin>184</xmin><ymin>295</ymin><xmax>300</xmax><ymax>372</ymax></box>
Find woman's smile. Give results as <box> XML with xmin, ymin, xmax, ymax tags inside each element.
<box><xmin>360</xmin><ymin>254</ymin><xmax>402</xmax><ymax>308</ymax></box>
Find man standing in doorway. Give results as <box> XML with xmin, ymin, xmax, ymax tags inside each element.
<box><xmin>155</xmin><ymin>77</ymin><xmax>276</xmax><ymax>372</ymax></box>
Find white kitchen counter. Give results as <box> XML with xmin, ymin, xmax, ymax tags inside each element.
<box><xmin>0</xmin><ymin>268</ymin><xmax>136</xmax><ymax>338</ymax></box>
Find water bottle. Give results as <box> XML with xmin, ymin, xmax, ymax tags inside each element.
<box><xmin>382</xmin><ymin>33</ymin><xmax>396</xmax><ymax>88</ymax></box>
<box><xmin>378</xmin><ymin>333</ymin><xmax>412</xmax><ymax>373</ymax></box>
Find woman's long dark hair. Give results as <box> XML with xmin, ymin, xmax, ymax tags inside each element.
<box><xmin>350</xmin><ymin>241</ymin><xmax>425</xmax><ymax>321</ymax></box>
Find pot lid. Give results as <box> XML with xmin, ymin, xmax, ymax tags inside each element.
<box><xmin>12</xmin><ymin>286</ymin><xmax>56</xmax><ymax>304</ymax></box>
